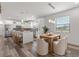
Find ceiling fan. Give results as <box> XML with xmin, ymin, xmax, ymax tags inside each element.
<box><xmin>48</xmin><ymin>3</ymin><xmax>55</xmax><ymax>9</ymax></box>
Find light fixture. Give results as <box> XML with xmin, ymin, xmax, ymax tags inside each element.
<box><xmin>26</xmin><ymin>15</ymin><xmax>36</xmax><ymax>20</ymax></box>
<box><xmin>48</xmin><ymin>19</ymin><xmax>55</xmax><ymax>24</ymax></box>
<box><xmin>49</xmin><ymin>19</ymin><xmax>51</xmax><ymax>23</ymax></box>
<box><xmin>48</xmin><ymin>3</ymin><xmax>55</xmax><ymax>9</ymax></box>
<box><xmin>31</xmin><ymin>22</ymin><xmax>38</xmax><ymax>28</ymax></box>
<box><xmin>30</xmin><ymin>16</ymin><xmax>36</xmax><ymax>20</ymax></box>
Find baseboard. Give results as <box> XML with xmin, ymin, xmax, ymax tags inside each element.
<box><xmin>68</xmin><ymin>42</ymin><xmax>79</xmax><ymax>47</ymax></box>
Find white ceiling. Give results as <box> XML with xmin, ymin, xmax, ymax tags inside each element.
<box><xmin>1</xmin><ymin>2</ymin><xmax>79</xmax><ymax>20</ymax></box>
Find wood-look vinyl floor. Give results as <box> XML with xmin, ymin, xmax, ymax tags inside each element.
<box><xmin>0</xmin><ymin>36</ymin><xmax>79</xmax><ymax>57</ymax></box>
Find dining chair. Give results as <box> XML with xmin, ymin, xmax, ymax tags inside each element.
<box><xmin>53</xmin><ymin>36</ymin><xmax>67</xmax><ymax>55</ymax></box>
<box><xmin>36</xmin><ymin>39</ymin><xmax>48</xmax><ymax>55</ymax></box>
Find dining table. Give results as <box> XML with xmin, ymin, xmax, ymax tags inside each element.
<box><xmin>40</xmin><ymin>33</ymin><xmax>61</xmax><ymax>54</ymax></box>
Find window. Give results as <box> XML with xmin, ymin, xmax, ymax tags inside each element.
<box><xmin>56</xmin><ymin>16</ymin><xmax>70</xmax><ymax>32</ymax></box>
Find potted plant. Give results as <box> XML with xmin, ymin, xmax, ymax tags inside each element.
<box><xmin>42</xmin><ymin>25</ymin><xmax>49</xmax><ymax>33</ymax></box>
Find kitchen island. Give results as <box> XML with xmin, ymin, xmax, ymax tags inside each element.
<box><xmin>12</xmin><ymin>28</ymin><xmax>34</xmax><ymax>46</ymax></box>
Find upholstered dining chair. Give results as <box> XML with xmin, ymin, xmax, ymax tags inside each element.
<box><xmin>36</xmin><ymin>39</ymin><xmax>48</xmax><ymax>55</ymax></box>
<box><xmin>53</xmin><ymin>36</ymin><xmax>67</xmax><ymax>55</ymax></box>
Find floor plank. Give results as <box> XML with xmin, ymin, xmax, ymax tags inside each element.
<box><xmin>0</xmin><ymin>36</ymin><xmax>79</xmax><ymax>57</ymax></box>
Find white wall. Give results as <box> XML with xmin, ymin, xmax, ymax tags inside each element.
<box><xmin>43</xmin><ymin>7</ymin><xmax>79</xmax><ymax>46</ymax></box>
<box><xmin>36</xmin><ymin>18</ymin><xmax>45</xmax><ymax>35</ymax></box>
<box><xmin>0</xmin><ymin>14</ymin><xmax>5</xmax><ymax>37</ymax></box>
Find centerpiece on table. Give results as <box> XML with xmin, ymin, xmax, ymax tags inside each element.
<box><xmin>42</xmin><ymin>25</ymin><xmax>49</xmax><ymax>34</ymax></box>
